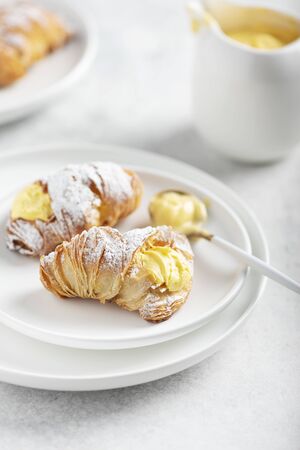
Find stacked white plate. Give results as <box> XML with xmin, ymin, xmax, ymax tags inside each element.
<box><xmin>0</xmin><ymin>143</ymin><xmax>268</xmax><ymax>390</ymax></box>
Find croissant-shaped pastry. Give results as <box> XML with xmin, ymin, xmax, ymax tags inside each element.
<box><xmin>0</xmin><ymin>2</ymin><xmax>71</xmax><ymax>87</ymax></box>
<box><xmin>7</xmin><ymin>162</ymin><xmax>143</xmax><ymax>256</ymax></box>
<box><xmin>40</xmin><ymin>225</ymin><xmax>193</xmax><ymax>322</ymax></box>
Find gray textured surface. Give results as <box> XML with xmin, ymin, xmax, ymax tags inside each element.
<box><xmin>0</xmin><ymin>0</ymin><xmax>299</xmax><ymax>449</ymax></box>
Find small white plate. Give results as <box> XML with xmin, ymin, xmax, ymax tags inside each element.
<box><xmin>0</xmin><ymin>0</ymin><xmax>97</xmax><ymax>125</ymax></box>
<box><xmin>0</xmin><ymin>143</ymin><xmax>251</xmax><ymax>349</ymax></box>
<box><xmin>0</xmin><ymin>146</ymin><xmax>268</xmax><ymax>391</ymax></box>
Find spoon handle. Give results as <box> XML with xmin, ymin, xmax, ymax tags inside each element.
<box><xmin>212</xmin><ymin>235</ymin><xmax>300</xmax><ymax>294</ymax></box>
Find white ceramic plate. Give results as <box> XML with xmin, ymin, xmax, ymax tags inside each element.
<box><xmin>0</xmin><ymin>144</ymin><xmax>251</xmax><ymax>349</ymax></box>
<box><xmin>0</xmin><ymin>0</ymin><xmax>97</xmax><ymax>125</ymax></box>
<box><xmin>0</xmin><ymin>145</ymin><xmax>268</xmax><ymax>390</ymax></box>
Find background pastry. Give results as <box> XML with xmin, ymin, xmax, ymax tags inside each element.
<box><xmin>40</xmin><ymin>225</ymin><xmax>193</xmax><ymax>322</ymax></box>
<box><xmin>0</xmin><ymin>1</ymin><xmax>71</xmax><ymax>87</ymax></box>
<box><xmin>7</xmin><ymin>162</ymin><xmax>143</xmax><ymax>256</ymax></box>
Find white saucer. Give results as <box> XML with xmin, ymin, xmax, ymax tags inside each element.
<box><xmin>0</xmin><ymin>144</ymin><xmax>251</xmax><ymax>349</ymax></box>
<box><xmin>0</xmin><ymin>0</ymin><xmax>97</xmax><ymax>125</ymax></box>
<box><xmin>0</xmin><ymin>144</ymin><xmax>268</xmax><ymax>390</ymax></box>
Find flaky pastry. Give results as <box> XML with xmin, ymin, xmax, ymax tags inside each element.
<box><xmin>40</xmin><ymin>225</ymin><xmax>193</xmax><ymax>322</ymax></box>
<box><xmin>7</xmin><ymin>162</ymin><xmax>143</xmax><ymax>256</ymax></box>
<box><xmin>0</xmin><ymin>1</ymin><xmax>71</xmax><ymax>87</ymax></box>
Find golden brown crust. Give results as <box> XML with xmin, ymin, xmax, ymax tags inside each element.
<box><xmin>6</xmin><ymin>162</ymin><xmax>143</xmax><ymax>256</ymax></box>
<box><xmin>40</xmin><ymin>225</ymin><xmax>193</xmax><ymax>323</ymax></box>
<box><xmin>0</xmin><ymin>2</ymin><xmax>71</xmax><ymax>87</ymax></box>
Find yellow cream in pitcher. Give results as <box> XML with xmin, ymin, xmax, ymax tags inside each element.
<box><xmin>190</xmin><ymin>3</ymin><xmax>300</xmax><ymax>50</ymax></box>
<box><xmin>227</xmin><ymin>30</ymin><xmax>284</xmax><ymax>49</ymax></box>
<box><xmin>225</xmin><ymin>7</ymin><xmax>300</xmax><ymax>50</ymax></box>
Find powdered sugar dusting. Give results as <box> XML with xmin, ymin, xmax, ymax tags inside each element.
<box><xmin>0</xmin><ymin>2</ymin><xmax>54</xmax><ymax>30</ymax></box>
<box><xmin>124</xmin><ymin>226</ymin><xmax>154</xmax><ymax>262</ymax></box>
<box><xmin>43</xmin><ymin>250</ymin><xmax>55</xmax><ymax>264</ymax></box>
<box><xmin>139</xmin><ymin>290</ymin><xmax>187</xmax><ymax>321</ymax></box>
<box><xmin>1</xmin><ymin>32</ymin><xmax>27</xmax><ymax>51</ymax></box>
<box><xmin>80</xmin><ymin>227</ymin><xmax>127</xmax><ymax>274</ymax></box>
<box><xmin>47</xmin><ymin>162</ymin><xmax>133</xmax><ymax>230</ymax></box>
<box><xmin>6</xmin><ymin>219</ymin><xmax>43</xmax><ymax>255</ymax></box>
<box><xmin>91</xmin><ymin>162</ymin><xmax>133</xmax><ymax>203</ymax></box>
<box><xmin>47</xmin><ymin>165</ymin><xmax>99</xmax><ymax>234</ymax></box>
<box><xmin>82</xmin><ymin>227</ymin><xmax>105</xmax><ymax>265</ymax></box>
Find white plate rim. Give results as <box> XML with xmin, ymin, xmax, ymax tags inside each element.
<box><xmin>0</xmin><ymin>143</ymin><xmax>268</xmax><ymax>389</ymax></box>
<box><xmin>0</xmin><ymin>144</ymin><xmax>252</xmax><ymax>349</ymax></box>
<box><xmin>0</xmin><ymin>0</ymin><xmax>98</xmax><ymax>122</ymax></box>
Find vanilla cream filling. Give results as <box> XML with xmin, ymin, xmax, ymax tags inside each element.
<box><xmin>11</xmin><ymin>183</ymin><xmax>53</xmax><ymax>221</ymax></box>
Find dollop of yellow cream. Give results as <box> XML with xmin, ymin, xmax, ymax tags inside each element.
<box><xmin>11</xmin><ymin>183</ymin><xmax>53</xmax><ymax>221</ymax></box>
<box><xmin>138</xmin><ymin>246</ymin><xmax>191</xmax><ymax>292</ymax></box>
<box><xmin>227</xmin><ymin>31</ymin><xmax>284</xmax><ymax>49</ymax></box>
<box><xmin>149</xmin><ymin>191</ymin><xmax>207</xmax><ymax>234</ymax></box>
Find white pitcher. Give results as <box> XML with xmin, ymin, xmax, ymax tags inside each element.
<box><xmin>189</xmin><ymin>0</ymin><xmax>300</xmax><ymax>162</ymax></box>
